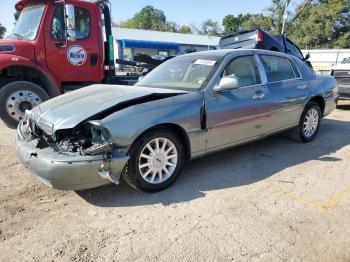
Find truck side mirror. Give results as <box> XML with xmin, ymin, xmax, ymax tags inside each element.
<box><xmin>305</xmin><ymin>53</ymin><xmax>310</xmax><ymax>60</ymax></box>
<box><xmin>65</xmin><ymin>4</ymin><xmax>76</xmax><ymax>42</ymax></box>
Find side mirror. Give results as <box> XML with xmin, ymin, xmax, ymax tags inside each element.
<box><xmin>65</xmin><ymin>4</ymin><xmax>76</xmax><ymax>42</ymax></box>
<box><xmin>305</xmin><ymin>53</ymin><xmax>310</xmax><ymax>60</ymax></box>
<box><xmin>214</xmin><ymin>76</ymin><xmax>240</xmax><ymax>92</ymax></box>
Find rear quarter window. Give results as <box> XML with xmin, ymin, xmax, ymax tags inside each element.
<box><xmin>260</xmin><ymin>55</ymin><xmax>296</xmax><ymax>82</ymax></box>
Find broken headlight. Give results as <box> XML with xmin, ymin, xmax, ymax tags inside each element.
<box><xmin>88</xmin><ymin>120</ymin><xmax>112</xmax><ymax>143</ymax></box>
<box><xmin>82</xmin><ymin>121</ymin><xmax>113</xmax><ymax>156</ymax></box>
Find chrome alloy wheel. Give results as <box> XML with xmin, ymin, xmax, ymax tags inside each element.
<box><xmin>303</xmin><ymin>108</ymin><xmax>319</xmax><ymax>138</ymax></box>
<box><xmin>138</xmin><ymin>138</ymin><xmax>178</xmax><ymax>184</ymax></box>
<box><xmin>6</xmin><ymin>90</ymin><xmax>42</xmax><ymax>121</ymax></box>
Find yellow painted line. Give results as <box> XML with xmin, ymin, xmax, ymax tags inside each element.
<box><xmin>269</xmin><ymin>184</ymin><xmax>350</xmax><ymax>213</ymax></box>
<box><xmin>320</xmin><ymin>186</ymin><xmax>350</xmax><ymax>210</ymax></box>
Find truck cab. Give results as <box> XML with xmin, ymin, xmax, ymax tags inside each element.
<box><xmin>0</xmin><ymin>0</ymin><xmax>123</xmax><ymax>128</ymax></box>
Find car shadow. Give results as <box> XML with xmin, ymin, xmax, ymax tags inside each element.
<box><xmin>76</xmin><ymin>118</ymin><xmax>350</xmax><ymax>207</ymax></box>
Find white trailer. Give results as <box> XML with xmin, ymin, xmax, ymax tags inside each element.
<box><xmin>301</xmin><ymin>49</ymin><xmax>350</xmax><ymax>74</ymax></box>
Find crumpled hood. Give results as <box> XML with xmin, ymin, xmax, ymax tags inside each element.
<box><xmin>30</xmin><ymin>84</ymin><xmax>187</xmax><ymax>132</ymax></box>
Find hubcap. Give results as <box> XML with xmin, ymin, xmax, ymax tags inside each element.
<box><xmin>6</xmin><ymin>90</ymin><xmax>42</xmax><ymax>121</ymax></box>
<box><xmin>303</xmin><ymin>108</ymin><xmax>319</xmax><ymax>138</ymax></box>
<box><xmin>139</xmin><ymin>138</ymin><xmax>178</xmax><ymax>184</ymax></box>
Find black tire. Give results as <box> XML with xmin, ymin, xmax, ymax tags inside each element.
<box><xmin>289</xmin><ymin>101</ymin><xmax>322</xmax><ymax>143</ymax></box>
<box><xmin>0</xmin><ymin>81</ymin><xmax>49</xmax><ymax>129</ymax></box>
<box><xmin>123</xmin><ymin>128</ymin><xmax>185</xmax><ymax>192</ymax></box>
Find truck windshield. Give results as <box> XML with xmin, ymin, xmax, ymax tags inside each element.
<box><xmin>136</xmin><ymin>55</ymin><xmax>220</xmax><ymax>91</ymax></box>
<box><xmin>12</xmin><ymin>4</ymin><xmax>46</xmax><ymax>40</ymax></box>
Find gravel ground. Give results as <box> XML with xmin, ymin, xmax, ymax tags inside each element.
<box><xmin>1</xmin><ymin>102</ymin><xmax>350</xmax><ymax>262</ymax></box>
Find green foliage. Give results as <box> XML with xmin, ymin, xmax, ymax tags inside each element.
<box><xmin>241</xmin><ymin>14</ymin><xmax>275</xmax><ymax>33</ymax></box>
<box><xmin>288</xmin><ymin>0</ymin><xmax>350</xmax><ymax>48</ymax></box>
<box><xmin>0</xmin><ymin>23</ymin><xmax>6</xmax><ymax>39</ymax></box>
<box><xmin>117</xmin><ymin>6</ymin><xmax>170</xmax><ymax>31</ymax></box>
<box><xmin>223</xmin><ymin>0</ymin><xmax>350</xmax><ymax>48</ymax></box>
<box><xmin>192</xmin><ymin>19</ymin><xmax>221</xmax><ymax>36</ymax></box>
<box><xmin>178</xmin><ymin>25</ymin><xmax>192</xmax><ymax>34</ymax></box>
<box><xmin>222</xmin><ymin>14</ymin><xmax>252</xmax><ymax>34</ymax></box>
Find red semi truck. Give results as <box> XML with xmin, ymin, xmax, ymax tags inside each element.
<box><xmin>0</xmin><ymin>0</ymin><xmax>137</xmax><ymax>128</ymax></box>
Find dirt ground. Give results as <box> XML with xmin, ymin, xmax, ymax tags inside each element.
<box><xmin>1</xmin><ymin>102</ymin><xmax>350</xmax><ymax>262</ymax></box>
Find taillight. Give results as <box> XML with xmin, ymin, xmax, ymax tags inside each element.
<box><xmin>256</xmin><ymin>30</ymin><xmax>263</xmax><ymax>42</ymax></box>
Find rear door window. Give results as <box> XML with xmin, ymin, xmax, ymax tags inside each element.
<box><xmin>260</xmin><ymin>55</ymin><xmax>296</xmax><ymax>82</ymax></box>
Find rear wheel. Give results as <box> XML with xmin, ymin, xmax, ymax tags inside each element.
<box><xmin>123</xmin><ymin>128</ymin><xmax>185</xmax><ymax>192</ymax></box>
<box><xmin>289</xmin><ymin>101</ymin><xmax>321</xmax><ymax>143</ymax></box>
<box><xmin>0</xmin><ymin>81</ymin><xmax>49</xmax><ymax>129</ymax></box>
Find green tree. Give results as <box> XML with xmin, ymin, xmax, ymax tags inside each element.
<box><xmin>194</xmin><ymin>19</ymin><xmax>221</xmax><ymax>36</ymax></box>
<box><xmin>288</xmin><ymin>0</ymin><xmax>350</xmax><ymax>48</ymax></box>
<box><xmin>178</xmin><ymin>25</ymin><xmax>192</xmax><ymax>34</ymax></box>
<box><xmin>117</xmin><ymin>6</ymin><xmax>167</xmax><ymax>31</ymax></box>
<box><xmin>0</xmin><ymin>23</ymin><xmax>6</xmax><ymax>39</ymax></box>
<box><xmin>241</xmin><ymin>14</ymin><xmax>274</xmax><ymax>33</ymax></box>
<box><xmin>164</xmin><ymin>21</ymin><xmax>179</xmax><ymax>33</ymax></box>
<box><xmin>222</xmin><ymin>14</ymin><xmax>252</xmax><ymax>34</ymax></box>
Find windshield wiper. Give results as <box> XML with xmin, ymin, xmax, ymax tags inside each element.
<box><xmin>6</xmin><ymin>33</ymin><xmax>25</xmax><ymax>40</ymax></box>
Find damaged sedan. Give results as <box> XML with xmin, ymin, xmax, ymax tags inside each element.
<box><xmin>15</xmin><ymin>49</ymin><xmax>338</xmax><ymax>192</ymax></box>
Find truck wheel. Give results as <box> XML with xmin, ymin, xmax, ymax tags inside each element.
<box><xmin>123</xmin><ymin>128</ymin><xmax>185</xmax><ymax>192</ymax></box>
<box><xmin>288</xmin><ymin>101</ymin><xmax>321</xmax><ymax>143</ymax></box>
<box><xmin>0</xmin><ymin>81</ymin><xmax>49</xmax><ymax>129</ymax></box>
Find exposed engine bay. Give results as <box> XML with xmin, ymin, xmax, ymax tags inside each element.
<box><xmin>27</xmin><ymin>119</ymin><xmax>113</xmax><ymax>156</ymax></box>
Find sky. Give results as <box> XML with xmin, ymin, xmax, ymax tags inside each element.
<box><xmin>0</xmin><ymin>0</ymin><xmax>272</xmax><ymax>36</ymax></box>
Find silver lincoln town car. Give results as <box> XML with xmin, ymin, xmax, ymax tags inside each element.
<box><xmin>15</xmin><ymin>49</ymin><xmax>338</xmax><ymax>192</ymax></box>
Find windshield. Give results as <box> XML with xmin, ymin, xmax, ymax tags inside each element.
<box><xmin>342</xmin><ymin>57</ymin><xmax>350</xmax><ymax>64</ymax></box>
<box><xmin>11</xmin><ymin>4</ymin><xmax>46</xmax><ymax>40</ymax></box>
<box><xmin>136</xmin><ymin>55</ymin><xmax>221</xmax><ymax>91</ymax></box>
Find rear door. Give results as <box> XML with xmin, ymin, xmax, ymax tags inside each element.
<box><xmin>205</xmin><ymin>55</ymin><xmax>273</xmax><ymax>150</ymax></box>
<box><xmin>44</xmin><ymin>3</ymin><xmax>103</xmax><ymax>83</ymax></box>
<box><xmin>258</xmin><ymin>54</ymin><xmax>310</xmax><ymax>131</ymax></box>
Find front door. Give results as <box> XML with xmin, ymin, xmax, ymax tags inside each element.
<box><xmin>44</xmin><ymin>3</ymin><xmax>103</xmax><ymax>83</ymax></box>
<box><xmin>206</xmin><ymin>55</ymin><xmax>273</xmax><ymax>150</ymax></box>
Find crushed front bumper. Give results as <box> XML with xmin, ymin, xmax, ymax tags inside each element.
<box><xmin>15</xmin><ymin>122</ymin><xmax>129</xmax><ymax>190</ymax></box>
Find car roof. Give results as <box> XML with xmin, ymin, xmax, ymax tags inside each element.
<box><xmin>182</xmin><ymin>49</ymin><xmax>293</xmax><ymax>60</ymax></box>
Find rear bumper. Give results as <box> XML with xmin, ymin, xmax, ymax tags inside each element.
<box><xmin>15</xmin><ymin>123</ymin><xmax>129</xmax><ymax>190</ymax></box>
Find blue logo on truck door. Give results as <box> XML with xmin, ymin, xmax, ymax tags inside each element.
<box><xmin>67</xmin><ymin>45</ymin><xmax>87</xmax><ymax>66</ymax></box>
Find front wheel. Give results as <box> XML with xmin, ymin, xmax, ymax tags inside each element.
<box><xmin>0</xmin><ymin>81</ymin><xmax>49</xmax><ymax>129</ymax></box>
<box><xmin>289</xmin><ymin>101</ymin><xmax>321</xmax><ymax>143</ymax></box>
<box><xmin>123</xmin><ymin>128</ymin><xmax>185</xmax><ymax>192</ymax></box>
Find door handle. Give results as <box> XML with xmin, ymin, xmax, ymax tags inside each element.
<box><xmin>91</xmin><ymin>53</ymin><xmax>98</xmax><ymax>66</ymax></box>
<box><xmin>252</xmin><ymin>90</ymin><xmax>265</xmax><ymax>100</ymax></box>
<box><xmin>297</xmin><ymin>84</ymin><xmax>307</xmax><ymax>90</ymax></box>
